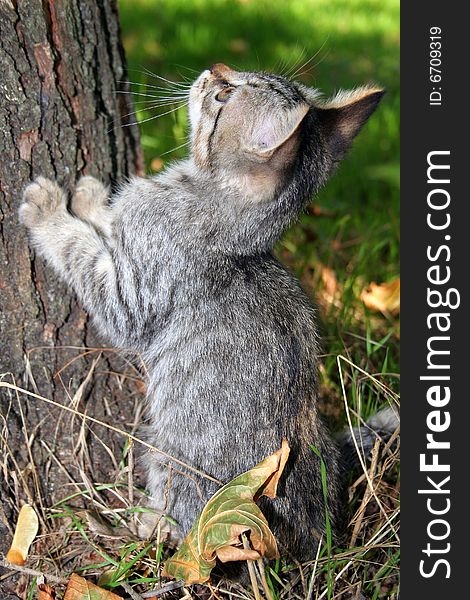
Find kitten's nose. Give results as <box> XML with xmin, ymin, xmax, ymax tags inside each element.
<box><xmin>209</xmin><ymin>63</ymin><xmax>231</xmax><ymax>78</ymax></box>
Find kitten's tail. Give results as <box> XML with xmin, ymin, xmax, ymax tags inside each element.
<box><xmin>336</xmin><ymin>405</ymin><xmax>400</xmax><ymax>470</ymax></box>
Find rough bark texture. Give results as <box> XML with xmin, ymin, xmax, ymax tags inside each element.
<box><xmin>0</xmin><ymin>0</ymin><xmax>145</xmax><ymax>589</ymax></box>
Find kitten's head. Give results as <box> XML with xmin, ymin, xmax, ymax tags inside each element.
<box><xmin>189</xmin><ymin>63</ymin><xmax>384</xmax><ymax>198</ymax></box>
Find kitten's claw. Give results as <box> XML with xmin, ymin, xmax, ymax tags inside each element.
<box><xmin>72</xmin><ymin>176</ymin><xmax>109</xmax><ymax>220</ymax></box>
<box><xmin>19</xmin><ymin>177</ymin><xmax>67</xmax><ymax>228</ymax></box>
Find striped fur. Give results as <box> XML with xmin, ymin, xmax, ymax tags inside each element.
<box><xmin>19</xmin><ymin>67</ymin><xmax>383</xmax><ymax>562</ymax></box>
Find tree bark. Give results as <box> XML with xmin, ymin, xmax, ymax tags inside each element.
<box><xmin>0</xmin><ymin>0</ymin><xmax>144</xmax><ymax>580</ymax></box>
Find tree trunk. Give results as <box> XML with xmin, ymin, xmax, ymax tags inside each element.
<box><xmin>0</xmin><ymin>0</ymin><xmax>144</xmax><ymax>583</ymax></box>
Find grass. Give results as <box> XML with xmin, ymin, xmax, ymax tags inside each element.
<box><xmin>1</xmin><ymin>363</ymin><xmax>399</xmax><ymax>598</ymax></box>
<box><xmin>0</xmin><ymin>1</ymin><xmax>399</xmax><ymax>598</ymax></box>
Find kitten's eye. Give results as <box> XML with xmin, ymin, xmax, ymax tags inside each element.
<box><xmin>215</xmin><ymin>87</ymin><xmax>234</xmax><ymax>103</ymax></box>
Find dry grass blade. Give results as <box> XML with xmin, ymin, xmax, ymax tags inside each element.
<box><xmin>0</xmin><ymin>558</ymin><xmax>69</xmax><ymax>585</ymax></box>
<box><xmin>140</xmin><ymin>581</ymin><xmax>185</xmax><ymax>598</ymax></box>
<box><xmin>0</xmin><ymin>381</ymin><xmax>222</xmax><ymax>485</ymax></box>
<box><xmin>241</xmin><ymin>533</ymin><xmax>261</xmax><ymax>600</ymax></box>
<box><xmin>325</xmin><ymin>509</ymin><xmax>399</xmax><ymax>600</ymax></box>
<box><xmin>121</xmin><ymin>581</ymin><xmax>145</xmax><ymax>600</ymax></box>
<box><xmin>349</xmin><ymin>439</ymin><xmax>381</xmax><ymax>547</ymax></box>
<box><xmin>337</xmin><ymin>355</ymin><xmax>400</xmax><ymax>544</ymax></box>
<box><xmin>255</xmin><ymin>558</ymin><xmax>274</xmax><ymax>600</ymax></box>
<box><xmin>306</xmin><ymin>534</ymin><xmax>323</xmax><ymax>600</ymax></box>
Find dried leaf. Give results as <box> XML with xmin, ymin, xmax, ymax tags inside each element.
<box><xmin>150</xmin><ymin>157</ymin><xmax>164</xmax><ymax>171</ymax></box>
<box><xmin>64</xmin><ymin>574</ymin><xmax>123</xmax><ymax>600</ymax></box>
<box><xmin>38</xmin><ymin>583</ymin><xmax>55</xmax><ymax>600</ymax></box>
<box><xmin>163</xmin><ymin>439</ymin><xmax>290</xmax><ymax>584</ymax></box>
<box><xmin>6</xmin><ymin>504</ymin><xmax>39</xmax><ymax>565</ymax></box>
<box><xmin>321</xmin><ymin>266</ymin><xmax>339</xmax><ymax>297</ymax></box>
<box><xmin>361</xmin><ymin>278</ymin><xmax>400</xmax><ymax>315</ymax></box>
<box><xmin>228</xmin><ymin>38</ymin><xmax>249</xmax><ymax>54</ymax></box>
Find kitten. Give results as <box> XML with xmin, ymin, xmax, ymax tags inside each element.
<box><xmin>19</xmin><ymin>63</ymin><xmax>384</xmax><ymax>562</ymax></box>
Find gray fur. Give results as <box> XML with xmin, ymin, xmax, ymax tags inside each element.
<box><xmin>19</xmin><ymin>66</ymin><xmax>384</xmax><ymax>561</ymax></box>
<box><xmin>337</xmin><ymin>406</ymin><xmax>400</xmax><ymax>470</ymax></box>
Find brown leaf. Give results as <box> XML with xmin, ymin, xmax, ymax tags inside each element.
<box><xmin>308</xmin><ymin>203</ymin><xmax>338</xmax><ymax>218</ymax></box>
<box><xmin>163</xmin><ymin>440</ymin><xmax>290</xmax><ymax>584</ymax></box>
<box><xmin>320</xmin><ymin>266</ymin><xmax>339</xmax><ymax>298</ymax></box>
<box><xmin>228</xmin><ymin>38</ymin><xmax>249</xmax><ymax>54</ymax></box>
<box><xmin>6</xmin><ymin>505</ymin><xmax>39</xmax><ymax>565</ymax></box>
<box><xmin>150</xmin><ymin>157</ymin><xmax>164</xmax><ymax>171</ymax></box>
<box><xmin>216</xmin><ymin>545</ymin><xmax>260</xmax><ymax>562</ymax></box>
<box><xmin>38</xmin><ymin>583</ymin><xmax>55</xmax><ymax>600</ymax></box>
<box><xmin>360</xmin><ymin>278</ymin><xmax>400</xmax><ymax>315</ymax></box>
<box><xmin>64</xmin><ymin>574</ymin><xmax>123</xmax><ymax>600</ymax></box>
<box><xmin>255</xmin><ymin>438</ymin><xmax>290</xmax><ymax>498</ymax></box>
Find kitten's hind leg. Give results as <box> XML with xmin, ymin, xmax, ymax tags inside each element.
<box><xmin>71</xmin><ymin>176</ymin><xmax>114</xmax><ymax>240</ymax></box>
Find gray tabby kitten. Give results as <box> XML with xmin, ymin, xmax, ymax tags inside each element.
<box><xmin>19</xmin><ymin>63</ymin><xmax>383</xmax><ymax>561</ymax></box>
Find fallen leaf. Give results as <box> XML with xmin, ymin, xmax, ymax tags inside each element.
<box><xmin>150</xmin><ymin>157</ymin><xmax>164</xmax><ymax>171</ymax></box>
<box><xmin>320</xmin><ymin>265</ymin><xmax>339</xmax><ymax>298</ymax></box>
<box><xmin>6</xmin><ymin>504</ymin><xmax>39</xmax><ymax>565</ymax></box>
<box><xmin>64</xmin><ymin>574</ymin><xmax>123</xmax><ymax>600</ymax></box>
<box><xmin>228</xmin><ymin>38</ymin><xmax>249</xmax><ymax>54</ymax></box>
<box><xmin>360</xmin><ymin>278</ymin><xmax>400</xmax><ymax>315</ymax></box>
<box><xmin>135</xmin><ymin>378</ymin><xmax>147</xmax><ymax>394</ymax></box>
<box><xmin>308</xmin><ymin>203</ymin><xmax>338</xmax><ymax>218</ymax></box>
<box><xmin>162</xmin><ymin>439</ymin><xmax>290</xmax><ymax>584</ymax></box>
<box><xmin>38</xmin><ymin>583</ymin><xmax>55</xmax><ymax>600</ymax></box>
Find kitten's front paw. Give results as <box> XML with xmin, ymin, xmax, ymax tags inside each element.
<box><xmin>72</xmin><ymin>176</ymin><xmax>108</xmax><ymax>220</ymax></box>
<box><xmin>19</xmin><ymin>177</ymin><xmax>67</xmax><ymax>228</ymax></box>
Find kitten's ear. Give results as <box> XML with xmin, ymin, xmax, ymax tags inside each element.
<box><xmin>244</xmin><ymin>103</ymin><xmax>309</xmax><ymax>158</ymax></box>
<box><xmin>316</xmin><ymin>86</ymin><xmax>385</xmax><ymax>161</ymax></box>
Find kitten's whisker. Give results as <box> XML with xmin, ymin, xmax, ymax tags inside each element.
<box><xmin>117</xmin><ymin>91</ymin><xmax>189</xmax><ymax>102</ymax></box>
<box><xmin>121</xmin><ymin>103</ymin><xmax>188</xmax><ymax>128</ymax></box>
<box><xmin>172</xmin><ymin>64</ymin><xmax>199</xmax><ymax>74</ymax></box>
<box><xmin>175</xmin><ymin>70</ymin><xmax>194</xmax><ymax>83</ymax></box>
<box><xmin>127</xmin><ymin>67</ymin><xmax>192</xmax><ymax>84</ymax></box>
<box><xmin>125</xmin><ymin>86</ymin><xmax>189</xmax><ymax>96</ymax></box>
<box><xmin>159</xmin><ymin>140</ymin><xmax>191</xmax><ymax>157</ymax></box>
<box><xmin>140</xmin><ymin>67</ymin><xmax>193</xmax><ymax>89</ymax></box>
<box><xmin>296</xmin><ymin>49</ymin><xmax>330</xmax><ymax>79</ymax></box>
<box><xmin>289</xmin><ymin>55</ymin><xmax>317</xmax><ymax>79</ymax></box>
<box><xmin>274</xmin><ymin>55</ymin><xmax>288</xmax><ymax>76</ymax></box>
<box><xmin>118</xmin><ymin>81</ymin><xmax>191</xmax><ymax>94</ymax></box>
<box><xmin>117</xmin><ymin>89</ymin><xmax>188</xmax><ymax>96</ymax></box>
<box><xmin>290</xmin><ymin>38</ymin><xmax>329</xmax><ymax>80</ymax></box>
<box><xmin>116</xmin><ymin>100</ymin><xmax>187</xmax><ymax>123</ymax></box>
<box><xmin>117</xmin><ymin>85</ymin><xmax>189</xmax><ymax>98</ymax></box>
<box><xmin>281</xmin><ymin>46</ymin><xmax>307</xmax><ymax>78</ymax></box>
<box><xmin>128</xmin><ymin>98</ymin><xmax>188</xmax><ymax>108</ymax></box>
<box><xmin>121</xmin><ymin>71</ymin><xmax>193</xmax><ymax>93</ymax></box>
<box><xmin>173</xmin><ymin>66</ymin><xmax>198</xmax><ymax>82</ymax></box>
